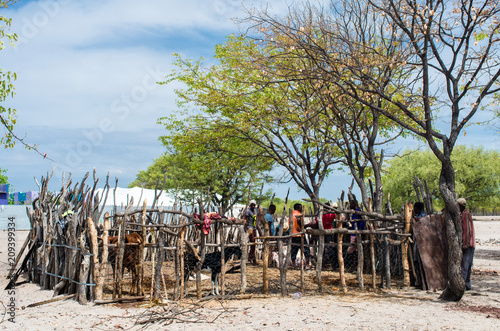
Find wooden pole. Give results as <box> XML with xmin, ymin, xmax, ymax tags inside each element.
<box><xmin>316</xmin><ymin>207</ymin><xmax>324</xmax><ymax>293</ymax></box>
<box><xmin>383</xmin><ymin>219</ymin><xmax>391</xmax><ymax>289</ymax></box>
<box><xmin>300</xmin><ymin>208</ymin><xmax>305</xmax><ymax>293</ymax></box>
<box><xmin>196</xmin><ymin>198</ymin><xmax>206</xmax><ymax>300</ymax></box>
<box><xmin>278</xmin><ymin>188</ymin><xmax>289</xmax><ymax>297</ymax></box>
<box><xmin>337</xmin><ymin>215</ymin><xmax>347</xmax><ymax>293</ymax></box>
<box><xmin>261</xmin><ymin>206</ymin><xmax>269</xmax><ymax>295</ymax></box>
<box><xmin>153</xmin><ymin>209</ymin><xmax>165</xmax><ymax>301</ymax></box>
<box><xmin>115</xmin><ymin>215</ymin><xmax>127</xmax><ymax>298</ymax></box>
<box><xmin>240</xmin><ymin>224</ymin><xmax>248</xmax><ymax>294</ymax></box>
<box><xmin>77</xmin><ymin>232</ymin><xmax>91</xmax><ymax>304</ymax></box>
<box><xmin>220</xmin><ymin>214</ymin><xmax>226</xmax><ymax>295</ymax></box>
<box><xmin>95</xmin><ymin>212</ymin><xmax>109</xmax><ymax>300</ymax></box>
<box><xmin>87</xmin><ymin>218</ymin><xmax>99</xmax><ymax>302</ymax></box>
<box><xmin>138</xmin><ymin>200</ymin><xmax>147</xmax><ymax>296</ymax></box>
<box><xmin>286</xmin><ymin>209</ymin><xmax>293</xmax><ymax>280</ymax></box>
<box><xmin>402</xmin><ymin>202</ymin><xmax>412</xmax><ymax>288</ymax></box>
<box><xmin>356</xmin><ymin>232</ymin><xmax>364</xmax><ymax>290</ymax></box>
<box><xmin>370</xmin><ymin>220</ymin><xmax>376</xmax><ymax>290</ymax></box>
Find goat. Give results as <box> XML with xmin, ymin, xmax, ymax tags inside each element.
<box><xmin>271</xmin><ymin>246</ymin><xmax>291</xmax><ymax>268</ymax></box>
<box><xmin>184</xmin><ymin>246</ymin><xmax>242</xmax><ymax>296</ymax></box>
<box><xmin>108</xmin><ymin>232</ymin><xmax>143</xmax><ymax>295</ymax></box>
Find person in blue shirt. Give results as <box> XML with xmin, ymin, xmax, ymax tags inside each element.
<box><xmin>264</xmin><ymin>204</ymin><xmax>277</xmax><ymax>236</ymax></box>
<box><xmin>347</xmin><ymin>198</ymin><xmax>364</xmax><ymax>255</ymax></box>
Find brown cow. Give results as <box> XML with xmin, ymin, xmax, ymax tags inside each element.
<box><xmin>108</xmin><ymin>232</ymin><xmax>143</xmax><ymax>295</ymax></box>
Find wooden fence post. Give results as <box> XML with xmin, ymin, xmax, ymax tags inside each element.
<box><xmin>153</xmin><ymin>209</ymin><xmax>166</xmax><ymax>301</ymax></box>
<box><xmin>95</xmin><ymin>213</ymin><xmax>109</xmax><ymax>300</ymax></box>
<box><xmin>337</xmin><ymin>213</ymin><xmax>347</xmax><ymax>293</ymax></box>
<box><xmin>138</xmin><ymin>200</ymin><xmax>147</xmax><ymax>297</ymax></box>
<box><xmin>115</xmin><ymin>214</ymin><xmax>127</xmax><ymax>298</ymax></box>
<box><xmin>240</xmin><ymin>224</ymin><xmax>248</xmax><ymax>294</ymax></box>
<box><xmin>77</xmin><ymin>231</ymin><xmax>91</xmax><ymax>304</ymax></box>
<box><xmin>316</xmin><ymin>206</ymin><xmax>324</xmax><ymax>293</ymax></box>
<box><xmin>261</xmin><ymin>206</ymin><xmax>269</xmax><ymax>295</ymax></box>
<box><xmin>402</xmin><ymin>202</ymin><xmax>412</xmax><ymax>288</ymax></box>
<box><xmin>88</xmin><ymin>217</ymin><xmax>99</xmax><ymax>302</ymax></box>
<box><xmin>196</xmin><ymin>199</ymin><xmax>206</xmax><ymax>300</ymax></box>
<box><xmin>356</xmin><ymin>230</ymin><xmax>364</xmax><ymax>290</ymax></box>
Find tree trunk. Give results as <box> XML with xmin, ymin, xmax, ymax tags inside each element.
<box><xmin>438</xmin><ymin>159</ymin><xmax>465</xmax><ymax>301</ymax></box>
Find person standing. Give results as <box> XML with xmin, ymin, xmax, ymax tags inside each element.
<box><xmin>291</xmin><ymin>203</ymin><xmax>311</xmax><ymax>269</ymax></box>
<box><xmin>321</xmin><ymin>202</ymin><xmax>338</xmax><ymax>269</ymax></box>
<box><xmin>458</xmin><ymin>198</ymin><xmax>475</xmax><ymax>291</ymax></box>
<box><xmin>244</xmin><ymin>200</ymin><xmax>258</xmax><ymax>265</ymax></box>
<box><xmin>264</xmin><ymin>204</ymin><xmax>277</xmax><ymax>236</ymax></box>
<box><xmin>347</xmin><ymin>198</ymin><xmax>364</xmax><ymax>254</ymax></box>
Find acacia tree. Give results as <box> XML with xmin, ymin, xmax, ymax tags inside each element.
<box><xmin>131</xmin><ymin>119</ymin><xmax>273</xmax><ymax>215</ymax></box>
<box><xmin>317</xmin><ymin>82</ymin><xmax>406</xmax><ymax>212</ymax></box>
<box><xmin>164</xmin><ymin>37</ymin><xmax>345</xmax><ymax>212</ymax></box>
<box><xmin>243</xmin><ymin>0</ymin><xmax>500</xmax><ymax>300</ymax></box>
<box><xmin>348</xmin><ymin>0</ymin><xmax>500</xmax><ymax>301</ymax></box>
<box><xmin>239</xmin><ymin>2</ymin><xmax>416</xmax><ymax>213</ymax></box>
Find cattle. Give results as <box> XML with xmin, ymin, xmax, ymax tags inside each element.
<box><xmin>108</xmin><ymin>232</ymin><xmax>143</xmax><ymax>295</ymax></box>
<box><xmin>184</xmin><ymin>246</ymin><xmax>242</xmax><ymax>296</ymax></box>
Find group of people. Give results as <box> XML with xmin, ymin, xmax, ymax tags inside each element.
<box><xmin>244</xmin><ymin>195</ymin><xmax>477</xmax><ymax>292</ymax></box>
<box><xmin>243</xmin><ymin>198</ymin><xmax>365</xmax><ymax>270</ymax></box>
<box><xmin>244</xmin><ymin>200</ymin><xmax>312</xmax><ymax>267</ymax></box>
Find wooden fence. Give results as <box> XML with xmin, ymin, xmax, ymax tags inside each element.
<box><xmin>7</xmin><ymin>171</ymin><xmax>414</xmax><ymax>304</ymax></box>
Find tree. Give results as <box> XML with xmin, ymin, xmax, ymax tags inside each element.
<box><xmin>0</xmin><ymin>1</ymin><xmax>18</xmax><ymax>148</ymax></box>
<box><xmin>383</xmin><ymin>146</ymin><xmax>500</xmax><ymax>211</ymax></box>
<box><xmin>131</xmin><ymin>119</ymin><xmax>274</xmax><ymax>215</ymax></box>
<box><xmin>348</xmin><ymin>0</ymin><xmax>500</xmax><ymax>301</ymax></box>
<box><xmin>243</xmin><ymin>0</ymin><xmax>500</xmax><ymax>301</ymax></box>
<box><xmin>238</xmin><ymin>2</ymin><xmax>417</xmax><ymax>212</ymax></box>
<box><xmin>163</xmin><ymin>37</ymin><xmax>345</xmax><ymax>212</ymax></box>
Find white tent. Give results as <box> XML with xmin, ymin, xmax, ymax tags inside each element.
<box><xmin>95</xmin><ymin>187</ymin><xmax>174</xmax><ymax>207</ymax></box>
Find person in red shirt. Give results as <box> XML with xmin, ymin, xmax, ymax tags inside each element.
<box><xmin>322</xmin><ymin>202</ymin><xmax>338</xmax><ymax>269</ymax></box>
<box><xmin>458</xmin><ymin>198</ymin><xmax>475</xmax><ymax>290</ymax></box>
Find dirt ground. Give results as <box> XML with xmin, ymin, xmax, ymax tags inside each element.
<box><xmin>0</xmin><ymin>216</ymin><xmax>499</xmax><ymax>330</ymax></box>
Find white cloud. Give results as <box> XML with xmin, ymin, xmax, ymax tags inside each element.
<box><xmin>3</xmin><ymin>0</ymin><xmax>268</xmax><ymax>191</ymax></box>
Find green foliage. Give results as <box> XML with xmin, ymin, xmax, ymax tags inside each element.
<box><xmin>161</xmin><ymin>35</ymin><xmax>346</xmax><ymax>208</ymax></box>
<box><xmin>382</xmin><ymin>146</ymin><xmax>500</xmax><ymax>212</ymax></box>
<box><xmin>131</xmin><ymin>115</ymin><xmax>274</xmax><ymax>214</ymax></box>
<box><xmin>0</xmin><ymin>3</ymin><xmax>19</xmax><ymax>148</ymax></box>
<box><xmin>0</xmin><ymin>167</ymin><xmax>8</xmax><ymax>185</ymax></box>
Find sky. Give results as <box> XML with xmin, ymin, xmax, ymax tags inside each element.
<box><xmin>1</xmin><ymin>0</ymin><xmax>499</xmax><ymax>203</ymax></box>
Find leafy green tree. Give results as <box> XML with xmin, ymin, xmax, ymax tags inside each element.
<box><xmin>383</xmin><ymin>146</ymin><xmax>500</xmax><ymax>212</ymax></box>
<box><xmin>163</xmin><ymin>36</ymin><xmax>346</xmax><ymax>212</ymax></box>
<box><xmin>244</xmin><ymin>0</ymin><xmax>500</xmax><ymax>301</ymax></box>
<box><xmin>0</xmin><ymin>1</ymin><xmax>18</xmax><ymax>148</ymax></box>
<box><xmin>0</xmin><ymin>167</ymin><xmax>8</xmax><ymax>185</ymax></box>
<box><xmin>131</xmin><ymin>119</ymin><xmax>273</xmax><ymax>215</ymax></box>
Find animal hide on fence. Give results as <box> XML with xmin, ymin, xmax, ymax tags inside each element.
<box><xmin>413</xmin><ymin>214</ymin><xmax>449</xmax><ymax>290</ymax></box>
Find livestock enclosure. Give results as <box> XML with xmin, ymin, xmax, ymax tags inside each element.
<box><xmin>7</xmin><ymin>171</ymin><xmax>416</xmax><ymax>304</ymax></box>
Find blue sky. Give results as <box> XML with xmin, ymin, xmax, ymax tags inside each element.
<box><xmin>1</xmin><ymin>0</ymin><xmax>279</xmax><ymax>193</ymax></box>
<box><xmin>1</xmin><ymin>0</ymin><xmax>499</xmax><ymax>202</ymax></box>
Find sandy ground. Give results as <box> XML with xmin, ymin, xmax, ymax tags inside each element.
<box><xmin>0</xmin><ymin>217</ymin><xmax>498</xmax><ymax>330</ymax></box>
